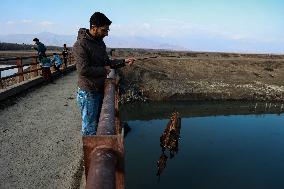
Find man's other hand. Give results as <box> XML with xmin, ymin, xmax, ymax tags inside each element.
<box><xmin>125</xmin><ymin>58</ymin><xmax>136</xmax><ymax>65</ymax></box>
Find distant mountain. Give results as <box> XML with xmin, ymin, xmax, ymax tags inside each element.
<box><xmin>0</xmin><ymin>32</ymin><xmax>76</xmax><ymax>47</ymax></box>
<box><xmin>0</xmin><ymin>32</ymin><xmax>186</xmax><ymax>50</ymax></box>
<box><xmin>105</xmin><ymin>36</ymin><xmax>186</xmax><ymax>50</ymax></box>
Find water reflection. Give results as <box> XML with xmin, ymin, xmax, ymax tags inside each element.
<box><xmin>157</xmin><ymin>111</ymin><xmax>181</xmax><ymax>178</ymax></box>
<box><xmin>123</xmin><ymin>102</ymin><xmax>284</xmax><ymax>189</ymax></box>
<box><xmin>121</xmin><ymin>101</ymin><xmax>284</xmax><ymax>121</ymax></box>
<box><xmin>156</xmin><ymin>153</ymin><xmax>168</xmax><ymax>177</ymax></box>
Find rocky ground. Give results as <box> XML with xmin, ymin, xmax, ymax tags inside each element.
<box><xmin>117</xmin><ymin>50</ymin><xmax>284</xmax><ymax>102</ymax></box>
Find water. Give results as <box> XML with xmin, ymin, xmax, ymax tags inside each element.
<box><xmin>0</xmin><ymin>65</ymin><xmax>30</xmax><ymax>77</ymax></box>
<box><xmin>122</xmin><ymin>102</ymin><xmax>284</xmax><ymax>189</ymax></box>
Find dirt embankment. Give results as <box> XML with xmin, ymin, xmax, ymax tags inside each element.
<box><xmin>119</xmin><ymin>50</ymin><xmax>284</xmax><ymax>102</ymax></box>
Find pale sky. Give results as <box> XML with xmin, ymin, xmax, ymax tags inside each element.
<box><xmin>0</xmin><ymin>0</ymin><xmax>283</xmax><ymax>53</ymax></box>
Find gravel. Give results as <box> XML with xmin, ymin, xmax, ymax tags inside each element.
<box><xmin>0</xmin><ymin>71</ymin><xmax>84</xmax><ymax>189</ymax></box>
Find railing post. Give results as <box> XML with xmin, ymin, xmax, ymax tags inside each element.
<box><xmin>0</xmin><ymin>71</ymin><xmax>3</xmax><ymax>89</ymax></box>
<box><xmin>68</xmin><ymin>53</ymin><xmax>72</xmax><ymax>67</ymax></box>
<box><xmin>16</xmin><ymin>57</ymin><xmax>24</xmax><ymax>83</ymax></box>
<box><xmin>31</xmin><ymin>57</ymin><xmax>39</xmax><ymax>77</ymax></box>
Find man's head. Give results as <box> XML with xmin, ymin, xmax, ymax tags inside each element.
<box><xmin>110</xmin><ymin>49</ymin><xmax>115</xmax><ymax>56</ymax></box>
<box><xmin>33</xmin><ymin>38</ymin><xmax>39</xmax><ymax>45</ymax></box>
<box><xmin>63</xmin><ymin>44</ymin><xmax>66</xmax><ymax>48</ymax></box>
<box><xmin>89</xmin><ymin>12</ymin><xmax>112</xmax><ymax>38</ymax></box>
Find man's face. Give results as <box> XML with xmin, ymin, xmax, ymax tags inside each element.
<box><xmin>91</xmin><ymin>25</ymin><xmax>110</xmax><ymax>38</ymax></box>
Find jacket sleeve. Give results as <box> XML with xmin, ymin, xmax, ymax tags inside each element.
<box><xmin>109</xmin><ymin>59</ymin><xmax>126</xmax><ymax>69</ymax></box>
<box><xmin>103</xmin><ymin>51</ymin><xmax>125</xmax><ymax>69</ymax></box>
<box><xmin>101</xmin><ymin>41</ymin><xmax>125</xmax><ymax>69</ymax></box>
<box><xmin>73</xmin><ymin>41</ymin><xmax>106</xmax><ymax>78</ymax></box>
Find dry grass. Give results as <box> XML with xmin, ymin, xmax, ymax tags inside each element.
<box><xmin>120</xmin><ymin>50</ymin><xmax>284</xmax><ymax>101</ymax></box>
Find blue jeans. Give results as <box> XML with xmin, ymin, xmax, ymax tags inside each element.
<box><xmin>77</xmin><ymin>88</ymin><xmax>103</xmax><ymax>136</ymax></box>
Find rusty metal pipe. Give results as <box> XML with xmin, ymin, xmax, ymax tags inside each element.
<box><xmin>97</xmin><ymin>79</ymin><xmax>116</xmax><ymax>135</ymax></box>
<box><xmin>84</xmin><ymin>74</ymin><xmax>125</xmax><ymax>188</ymax></box>
<box><xmin>86</xmin><ymin>148</ymin><xmax>117</xmax><ymax>189</ymax></box>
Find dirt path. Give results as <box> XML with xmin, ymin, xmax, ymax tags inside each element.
<box><xmin>0</xmin><ymin>71</ymin><xmax>84</xmax><ymax>189</ymax></box>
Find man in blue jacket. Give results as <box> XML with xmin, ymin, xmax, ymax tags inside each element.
<box><xmin>73</xmin><ymin>12</ymin><xmax>135</xmax><ymax>136</ymax></box>
<box><xmin>51</xmin><ymin>53</ymin><xmax>63</xmax><ymax>75</ymax></box>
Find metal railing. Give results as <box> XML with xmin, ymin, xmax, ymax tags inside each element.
<box><xmin>83</xmin><ymin>71</ymin><xmax>125</xmax><ymax>189</ymax></box>
<box><xmin>0</xmin><ymin>53</ymin><xmax>74</xmax><ymax>89</ymax></box>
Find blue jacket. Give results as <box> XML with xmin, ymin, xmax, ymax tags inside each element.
<box><xmin>52</xmin><ymin>54</ymin><xmax>62</xmax><ymax>67</ymax></box>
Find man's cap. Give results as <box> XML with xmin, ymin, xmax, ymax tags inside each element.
<box><xmin>33</xmin><ymin>38</ymin><xmax>39</xmax><ymax>42</ymax></box>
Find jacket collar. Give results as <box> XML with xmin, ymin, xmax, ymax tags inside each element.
<box><xmin>77</xmin><ymin>28</ymin><xmax>103</xmax><ymax>42</ymax></box>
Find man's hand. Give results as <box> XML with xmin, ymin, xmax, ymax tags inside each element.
<box><xmin>125</xmin><ymin>58</ymin><xmax>136</xmax><ymax>66</ymax></box>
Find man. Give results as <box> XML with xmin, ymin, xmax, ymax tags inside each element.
<box><xmin>51</xmin><ymin>53</ymin><xmax>63</xmax><ymax>75</ymax></box>
<box><xmin>73</xmin><ymin>12</ymin><xmax>135</xmax><ymax>136</ymax></box>
<box><xmin>62</xmin><ymin>44</ymin><xmax>69</xmax><ymax>68</ymax></box>
<box><xmin>32</xmin><ymin>38</ymin><xmax>52</xmax><ymax>81</ymax></box>
<box><xmin>32</xmin><ymin>38</ymin><xmax>46</xmax><ymax>62</ymax></box>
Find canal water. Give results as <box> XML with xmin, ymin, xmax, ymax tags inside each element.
<box><xmin>121</xmin><ymin>101</ymin><xmax>284</xmax><ymax>189</ymax></box>
<box><xmin>0</xmin><ymin>65</ymin><xmax>30</xmax><ymax>77</ymax></box>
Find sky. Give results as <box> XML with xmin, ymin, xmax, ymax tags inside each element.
<box><xmin>0</xmin><ymin>0</ymin><xmax>284</xmax><ymax>53</ymax></box>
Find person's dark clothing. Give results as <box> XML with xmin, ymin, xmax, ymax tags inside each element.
<box><xmin>34</xmin><ymin>42</ymin><xmax>46</xmax><ymax>61</ymax></box>
<box><xmin>62</xmin><ymin>47</ymin><xmax>69</xmax><ymax>68</ymax></box>
<box><xmin>42</xmin><ymin>67</ymin><xmax>52</xmax><ymax>81</ymax></box>
<box><xmin>73</xmin><ymin>28</ymin><xmax>125</xmax><ymax>92</ymax></box>
<box><xmin>62</xmin><ymin>47</ymin><xmax>69</xmax><ymax>57</ymax></box>
<box><xmin>40</xmin><ymin>57</ymin><xmax>52</xmax><ymax>81</ymax></box>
